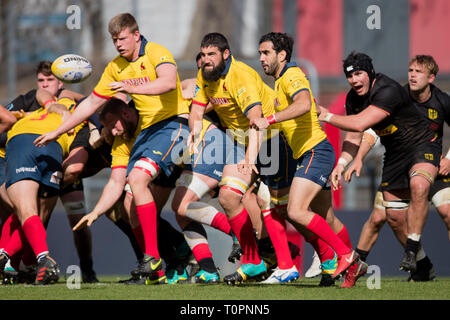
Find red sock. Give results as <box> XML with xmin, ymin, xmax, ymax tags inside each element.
<box><xmin>229</xmin><ymin>208</ymin><xmax>261</xmax><ymax>265</ymax></box>
<box><xmin>263</xmin><ymin>209</ymin><xmax>293</xmax><ymax>269</ymax></box>
<box><xmin>21</xmin><ymin>215</ymin><xmax>48</xmax><ymax>257</ymax></box>
<box><xmin>3</xmin><ymin>217</ymin><xmax>25</xmax><ymax>257</ymax></box>
<box><xmin>0</xmin><ymin>214</ymin><xmax>16</xmax><ymax>249</ymax></box>
<box><xmin>22</xmin><ymin>242</ymin><xmax>37</xmax><ymax>266</ymax></box>
<box><xmin>306</xmin><ymin>214</ymin><xmax>351</xmax><ymax>256</ymax></box>
<box><xmin>211</xmin><ymin>211</ymin><xmax>232</xmax><ymax>235</ymax></box>
<box><xmin>306</xmin><ymin>234</ymin><xmax>336</xmax><ymax>262</ymax></box>
<box><xmin>135</xmin><ymin>202</ymin><xmax>159</xmax><ymax>259</ymax></box>
<box><xmin>191</xmin><ymin>243</ymin><xmax>213</xmax><ymax>262</ymax></box>
<box><xmin>337</xmin><ymin>225</ymin><xmax>352</xmax><ymax>249</ymax></box>
<box><xmin>132</xmin><ymin>226</ymin><xmax>145</xmax><ymax>253</ymax></box>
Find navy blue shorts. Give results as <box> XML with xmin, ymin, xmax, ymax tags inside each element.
<box><xmin>5</xmin><ymin>134</ymin><xmax>63</xmax><ymax>191</ymax></box>
<box><xmin>184</xmin><ymin>127</ymin><xmax>239</xmax><ymax>181</ymax></box>
<box><xmin>127</xmin><ymin>117</ymin><xmax>189</xmax><ymax>178</ymax></box>
<box><xmin>294</xmin><ymin>138</ymin><xmax>335</xmax><ymax>187</ymax></box>
<box><xmin>0</xmin><ymin>156</ymin><xmax>6</xmax><ymax>186</ymax></box>
<box><xmin>257</xmin><ymin>133</ymin><xmax>297</xmax><ymax>190</ymax></box>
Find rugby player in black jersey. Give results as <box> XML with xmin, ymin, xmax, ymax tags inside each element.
<box><xmin>318</xmin><ymin>52</ymin><xmax>443</xmax><ymax>276</ymax></box>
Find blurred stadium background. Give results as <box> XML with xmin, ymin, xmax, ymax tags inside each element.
<box><xmin>0</xmin><ymin>0</ymin><xmax>448</xmax><ymax>278</ymax></box>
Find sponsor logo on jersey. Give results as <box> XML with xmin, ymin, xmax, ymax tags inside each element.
<box><xmin>121</xmin><ymin>76</ymin><xmax>151</xmax><ymax>87</ymax></box>
<box><xmin>209</xmin><ymin>97</ymin><xmax>230</xmax><ymax>105</ymax></box>
<box><xmin>374</xmin><ymin>124</ymin><xmax>398</xmax><ymax>136</ymax></box>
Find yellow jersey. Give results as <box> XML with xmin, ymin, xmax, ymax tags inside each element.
<box><xmin>7</xmin><ymin>97</ymin><xmax>85</xmax><ymax>157</ymax></box>
<box><xmin>93</xmin><ymin>36</ymin><xmax>189</xmax><ymax>131</ymax></box>
<box><xmin>274</xmin><ymin>63</ymin><xmax>326</xmax><ymax>159</ymax></box>
<box><xmin>193</xmin><ymin>56</ymin><xmax>278</xmax><ymax>145</ymax></box>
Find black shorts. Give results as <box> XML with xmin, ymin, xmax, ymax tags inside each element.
<box><xmin>429</xmin><ymin>175</ymin><xmax>450</xmax><ymax>200</ymax></box>
<box><xmin>70</xmin><ymin>125</ymin><xmax>90</xmax><ymax>151</ymax></box>
<box><xmin>380</xmin><ymin>142</ymin><xmax>441</xmax><ymax>191</ymax></box>
<box><xmin>152</xmin><ymin>165</ymin><xmax>183</xmax><ymax>189</ymax></box>
<box><xmin>81</xmin><ymin>142</ymin><xmax>112</xmax><ymax>179</ymax></box>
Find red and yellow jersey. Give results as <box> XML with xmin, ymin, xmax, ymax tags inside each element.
<box><xmin>6</xmin><ymin>97</ymin><xmax>85</xmax><ymax>157</ymax></box>
<box><xmin>274</xmin><ymin>63</ymin><xmax>326</xmax><ymax>159</ymax></box>
<box><xmin>193</xmin><ymin>56</ymin><xmax>278</xmax><ymax>145</ymax></box>
<box><xmin>93</xmin><ymin>36</ymin><xmax>189</xmax><ymax>131</ymax></box>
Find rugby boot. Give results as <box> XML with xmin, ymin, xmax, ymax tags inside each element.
<box><xmin>261</xmin><ymin>266</ymin><xmax>299</xmax><ymax>284</ymax></box>
<box><xmin>224</xmin><ymin>260</ymin><xmax>267</xmax><ymax>285</ymax></box>
<box><xmin>35</xmin><ymin>255</ymin><xmax>60</xmax><ymax>285</ymax></box>
<box><xmin>408</xmin><ymin>258</ymin><xmax>436</xmax><ymax>282</ymax></box>
<box><xmin>146</xmin><ymin>270</ymin><xmax>168</xmax><ymax>285</ymax></box>
<box><xmin>340</xmin><ymin>260</ymin><xmax>368</xmax><ymax>288</ymax></box>
<box><xmin>400</xmin><ymin>250</ymin><xmax>417</xmax><ymax>273</ymax></box>
<box><xmin>305</xmin><ymin>252</ymin><xmax>322</xmax><ymax>278</ymax></box>
<box><xmin>319</xmin><ymin>254</ymin><xmax>338</xmax><ymax>287</ymax></box>
<box><xmin>2</xmin><ymin>261</ymin><xmax>18</xmax><ymax>285</ymax></box>
<box><xmin>166</xmin><ymin>266</ymin><xmax>189</xmax><ymax>284</ymax></box>
<box><xmin>228</xmin><ymin>235</ymin><xmax>243</xmax><ymax>263</ymax></box>
<box><xmin>332</xmin><ymin>251</ymin><xmax>359</xmax><ymax>279</ymax></box>
<box><xmin>138</xmin><ymin>254</ymin><xmax>162</xmax><ymax>276</ymax></box>
<box><xmin>0</xmin><ymin>253</ymin><xmax>9</xmax><ymax>278</ymax></box>
<box><xmin>194</xmin><ymin>269</ymin><xmax>220</xmax><ymax>284</ymax></box>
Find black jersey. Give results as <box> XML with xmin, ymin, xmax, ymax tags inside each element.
<box><xmin>5</xmin><ymin>88</ymin><xmax>65</xmax><ymax>113</ymax></box>
<box><xmin>345</xmin><ymin>73</ymin><xmax>433</xmax><ymax>155</ymax></box>
<box><xmin>405</xmin><ymin>83</ymin><xmax>450</xmax><ymax>149</ymax></box>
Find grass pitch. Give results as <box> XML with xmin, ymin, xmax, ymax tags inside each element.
<box><xmin>1</xmin><ymin>275</ymin><xmax>449</xmax><ymax>300</ymax></box>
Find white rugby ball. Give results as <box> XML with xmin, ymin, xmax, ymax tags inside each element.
<box><xmin>51</xmin><ymin>54</ymin><xmax>92</xmax><ymax>83</ymax></box>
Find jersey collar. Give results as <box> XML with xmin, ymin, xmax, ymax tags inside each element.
<box><xmin>277</xmin><ymin>62</ymin><xmax>297</xmax><ymax>79</ymax></box>
<box><xmin>220</xmin><ymin>55</ymin><xmax>233</xmax><ymax>76</ymax></box>
<box><xmin>138</xmin><ymin>35</ymin><xmax>148</xmax><ymax>57</ymax></box>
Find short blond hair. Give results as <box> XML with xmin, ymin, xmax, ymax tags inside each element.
<box><xmin>108</xmin><ymin>13</ymin><xmax>139</xmax><ymax>37</ymax></box>
<box><xmin>410</xmin><ymin>55</ymin><xmax>439</xmax><ymax>76</ymax></box>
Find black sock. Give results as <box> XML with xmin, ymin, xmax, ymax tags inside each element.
<box><xmin>405</xmin><ymin>238</ymin><xmax>420</xmax><ymax>254</ymax></box>
<box><xmin>355</xmin><ymin>248</ymin><xmax>370</xmax><ymax>262</ymax></box>
<box><xmin>198</xmin><ymin>257</ymin><xmax>217</xmax><ymax>274</ymax></box>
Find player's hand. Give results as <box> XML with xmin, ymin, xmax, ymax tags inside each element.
<box><xmin>89</xmin><ymin>127</ymin><xmax>103</xmax><ymax>149</ymax></box>
<box><xmin>187</xmin><ymin>131</ymin><xmax>200</xmax><ymax>154</ymax></box>
<box><xmin>249</xmin><ymin>117</ymin><xmax>269</xmax><ymax>130</ymax></box>
<box><xmin>344</xmin><ymin>159</ymin><xmax>363</xmax><ymax>183</ymax></box>
<box><xmin>238</xmin><ymin>160</ymin><xmax>259</xmax><ymax>176</ymax></box>
<box><xmin>73</xmin><ymin>213</ymin><xmax>99</xmax><ymax>231</ymax></box>
<box><xmin>439</xmin><ymin>157</ymin><xmax>450</xmax><ymax>176</ymax></box>
<box><xmin>11</xmin><ymin>110</ymin><xmax>26</xmax><ymax>120</ymax></box>
<box><xmin>330</xmin><ymin>163</ymin><xmax>345</xmax><ymax>191</ymax></box>
<box><xmin>34</xmin><ymin>130</ymin><xmax>61</xmax><ymax>147</ymax></box>
<box><xmin>108</xmin><ymin>81</ymin><xmax>134</xmax><ymax>94</ymax></box>
<box><xmin>317</xmin><ymin>106</ymin><xmax>329</xmax><ymax>122</ymax></box>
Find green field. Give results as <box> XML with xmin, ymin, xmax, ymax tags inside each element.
<box><xmin>1</xmin><ymin>276</ymin><xmax>449</xmax><ymax>300</ymax></box>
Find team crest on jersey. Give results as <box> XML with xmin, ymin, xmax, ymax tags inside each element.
<box><xmin>274</xmin><ymin>98</ymin><xmax>281</xmax><ymax>107</ymax></box>
<box><xmin>223</xmin><ymin>84</ymin><xmax>228</xmax><ymax>92</ymax></box>
<box><xmin>428</xmin><ymin>108</ymin><xmax>438</xmax><ymax>120</ymax></box>
<box><xmin>424</xmin><ymin>153</ymin><xmax>434</xmax><ymax>161</ymax></box>
<box><xmin>140</xmin><ymin>62</ymin><xmax>146</xmax><ymax>71</ymax></box>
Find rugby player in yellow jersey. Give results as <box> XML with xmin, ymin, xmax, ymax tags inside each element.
<box><xmin>189</xmin><ymin>33</ymin><xmax>301</xmax><ymax>284</ymax></box>
<box><xmin>35</xmin><ymin>13</ymin><xmax>190</xmax><ymax>277</ymax></box>
<box><xmin>0</xmin><ymin>89</ymin><xmax>84</xmax><ymax>285</ymax></box>
<box><xmin>253</xmin><ymin>32</ymin><xmax>365</xmax><ymax>287</ymax></box>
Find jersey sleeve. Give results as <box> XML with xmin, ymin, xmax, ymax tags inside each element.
<box><xmin>229</xmin><ymin>72</ymin><xmax>262</xmax><ymax>116</ymax></box>
<box><xmin>192</xmin><ymin>70</ymin><xmax>209</xmax><ymax>107</ymax></box>
<box><xmin>441</xmin><ymin>91</ymin><xmax>450</xmax><ymax>126</ymax></box>
<box><xmin>282</xmin><ymin>70</ymin><xmax>311</xmax><ymax>100</ymax></box>
<box><xmin>146</xmin><ymin>43</ymin><xmax>177</xmax><ymax>69</ymax></box>
<box><xmin>110</xmin><ymin>137</ymin><xmax>131</xmax><ymax>169</ymax></box>
<box><xmin>370</xmin><ymin>85</ymin><xmax>403</xmax><ymax>114</ymax></box>
<box><xmin>93</xmin><ymin>61</ymin><xmax>118</xmax><ymax>99</ymax></box>
<box><xmin>6</xmin><ymin>90</ymin><xmax>38</xmax><ymax>112</ymax></box>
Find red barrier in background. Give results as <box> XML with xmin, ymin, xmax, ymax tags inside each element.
<box><xmin>323</xmin><ymin>92</ymin><xmax>347</xmax><ymax>210</ymax></box>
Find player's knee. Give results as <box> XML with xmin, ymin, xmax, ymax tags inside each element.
<box><xmin>370</xmin><ymin>208</ymin><xmax>387</xmax><ymax>228</ymax></box>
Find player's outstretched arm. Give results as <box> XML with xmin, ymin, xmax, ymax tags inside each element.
<box><xmin>188</xmin><ymin>102</ymin><xmax>206</xmax><ymax>154</ymax></box>
<box><xmin>0</xmin><ymin>104</ymin><xmax>17</xmax><ymax>134</ymax></box>
<box><xmin>319</xmin><ymin>105</ymin><xmax>388</xmax><ymax>132</ymax></box>
<box><xmin>34</xmin><ymin>93</ymin><xmax>106</xmax><ymax>147</ymax></box>
<box><xmin>73</xmin><ymin>167</ymin><xmax>127</xmax><ymax>231</ymax></box>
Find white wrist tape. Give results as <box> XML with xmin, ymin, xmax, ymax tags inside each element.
<box><xmin>323</xmin><ymin>112</ymin><xmax>334</xmax><ymax>122</ymax></box>
<box><xmin>337</xmin><ymin>157</ymin><xmax>349</xmax><ymax>167</ymax></box>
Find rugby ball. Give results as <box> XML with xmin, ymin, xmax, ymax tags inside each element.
<box><xmin>51</xmin><ymin>54</ymin><xmax>92</xmax><ymax>83</ymax></box>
